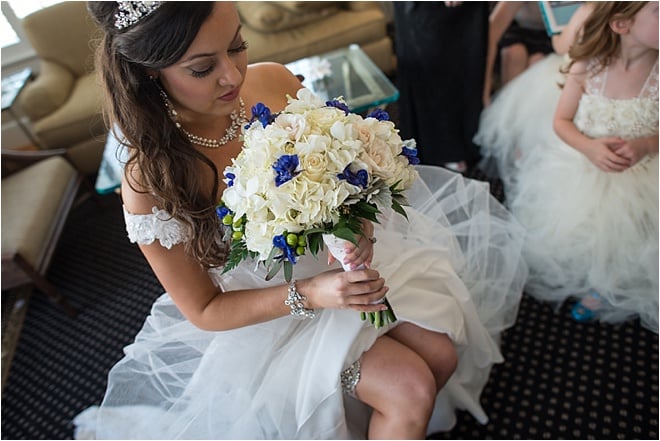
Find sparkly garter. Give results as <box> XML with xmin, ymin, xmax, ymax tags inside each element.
<box><xmin>340</xmin><ymin>359</ymin><xmax>361</xmax><ymax>396</ymax></box>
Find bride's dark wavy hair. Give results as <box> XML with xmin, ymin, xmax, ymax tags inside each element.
<box><xmin>87</xmin><ymin>2</ymin><xmax>228</xmax><ymax>268</ymax></box>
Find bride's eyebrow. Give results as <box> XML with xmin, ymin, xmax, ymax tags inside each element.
<box><xmin>182</xmin><ymin>24</ymin><xmax>243</xmax><ymax>62</ymax></box>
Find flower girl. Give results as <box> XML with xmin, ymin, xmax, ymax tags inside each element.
<box><xmin>509</xmin><ymin>2</ymin><xmax>658</xmax><ymax>332</ymax></box>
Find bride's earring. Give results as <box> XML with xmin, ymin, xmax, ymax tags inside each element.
<box><xmin>152</xmin><ymin>77</ymin><xmax>181</xmax><ymax>128</ymax></box>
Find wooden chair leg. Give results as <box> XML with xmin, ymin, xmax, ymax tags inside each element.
<box><xmin>12</xmin><ymin>254</ymin><xmax>77</xmax><ymax>317</ymax></box>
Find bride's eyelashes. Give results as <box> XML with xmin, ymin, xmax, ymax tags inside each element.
<box><xmin>230</xmin><ymin>40</ymin><xmax>249</xmax><ymax>54</ymax></box>
<box><xmin>189</xmin><ymin>41</ymin><xmax>249</xmax><ymax>78</ymax></box>
<box><xmin>191</xmin><ymin>63</ymin><xmax>215</xmax><ymax>78</ymax></box>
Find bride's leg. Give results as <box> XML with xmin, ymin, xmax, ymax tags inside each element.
<box><xmin>355</xmin><ymin>335</ymin><xmax>438</xmax><ymax>440</ymax></box>
<box><xmin>387</xmin><ymin>322</ymin><xmax>458</xmax><ymax>390</ymax></box>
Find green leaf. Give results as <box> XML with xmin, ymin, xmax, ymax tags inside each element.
<box><xmin>284</xmin><ymin>260</ymin><xmax>293</xmax><ymax>283</ymax></box>
<box><xmin>265</xmin><ymin>245</ymin><xmax>280</xmax><ymax>269</ymax></box>
<box><xmin>391</xmin><ymin>199</ymin><xmax>408</xmax><ymax>219</ymax></box>
<box><xmin>265</xmin><ymin>260</ymin><xmax>282</xmax><ymax>281</ymax></box>
<box><xmin>307</xmin><ymin>231</ymin><xmax>324</xmax><ymax>256</ymax></box>
<box><xmin>332</xmin><ymin>227</ymin><xmax>358</xmax><ymax>245</ymax></box>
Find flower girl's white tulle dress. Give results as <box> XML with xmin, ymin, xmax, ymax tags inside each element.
<box><xmin>509</xmin><ymin>58</ymin><xmax>659</xmax><ymax>333</ymax></box>
<box><xmin>73</xmin><ymin>166</ymin><xmax>527</xmax><ymax>439</ymax></box>
<box><xmin>474</xmin><ymin>53</ymin><xmax>568</xmax><ymax>194</ymax></box>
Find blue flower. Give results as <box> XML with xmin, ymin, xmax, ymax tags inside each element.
<box><xmin>247</xmin><ymin>102</ymin><xmax>274</xmax><ymax>128</ymax></box>
<box><xmin>216</xmin><ymin>205</ymin><xmax>231</xmax><ymax>220</ymax></box>
<box><xmin>400</xmin><ymin>147</ymin><xmax>420</xmax><ymax>165</ymax></box>
<box><xmin>224</xmin><ymin>171</ymin><xmax>236</xmax><ymax>187</ymax></box>
<box><xmin>338</xmin><ymin>165</ymin><xmax>369</xmax><ymax>188</ymax></box>
<box><xmin>326</xmin><ymin>99</ymin><xmax>350</xmax><ymax>115</ymax></box>
<box><xmin>273</xmin><ymin>234</ymin><xmax>297</xmax><ymax>264</ymax></box>
<box><xmin>272</xmin><ymin>154</ymin><xmax>300</xmax><ymax>187</ymax></box>
<box><xmin>366</xmin><ymin>108</ymin><xmax>389</xmax><ymax>121</ymax></box>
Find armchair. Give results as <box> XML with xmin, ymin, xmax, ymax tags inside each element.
<box><xmin>2</xmin><ymin>149</ymin><xmax>81</xmax><ymax>316</ymax></box>
<box><xmin>17</xmin><ymin>1</ymin><xmax>106</xmax><ymax>176</ymax></box>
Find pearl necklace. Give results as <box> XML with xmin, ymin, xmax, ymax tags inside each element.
<box><xmin>182</xmin><ymin>98</ymin><xmax>248</xmax><ymax>149</ymax></box>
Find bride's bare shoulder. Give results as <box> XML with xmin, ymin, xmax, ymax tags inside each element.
<box><xmin>244</xmin><ymin>62</ymin><xmax>303</xmax><ymax>109</ymax></box>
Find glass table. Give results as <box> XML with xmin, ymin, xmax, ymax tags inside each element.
<box><xmin>95</xmin><ymin>44</ymin><xmax>399</xmax><ymax>194</ymax></box>
<box><xmin>95</xmin><ymin>128</ymin><xmax>127</xmax><ymax>194</ymax></box>
<box><xmin>2</xmin><ymin>67</ymin><xmax>42</xmax><ymax>147</ymax></box>
<box><xmin>285</xmin><ymin>44</ymin><xmax>399</xmax><ymax>113</ymax></box>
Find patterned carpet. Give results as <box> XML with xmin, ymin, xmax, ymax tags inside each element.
<box><xmin>1</xmin><ymin>98</ymin><xmax>658</xmax><ymax>439</ymax></box>
<box><xmin>1</xmin><ymin>169</ymin><xmax>657</xmax><ymax>439</ymax></box>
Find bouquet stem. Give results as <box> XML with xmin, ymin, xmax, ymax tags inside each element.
<box><xmin>323</xmin><ymin>234</ymin><xmax>397</xmax><ymax>329</ymax></box>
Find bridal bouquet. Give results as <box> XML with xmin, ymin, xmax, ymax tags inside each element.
<box><xmin>219</xmin><ymin>88</ymin><xmax>419</xmax><ymax>327</ymax></box>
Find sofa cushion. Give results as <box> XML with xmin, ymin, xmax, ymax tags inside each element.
<box><xmin>19</xmin><ymin>60</ymin><xmax>75</xmax><ymax>121</ymax></box>
<box><xmin>32</xmin><ymin>73</ymin><xmax>104</xmax><ymax>150</ymax></box>
<box><xmin>21</xmin><ymin>1</ymin><xmax>98</xmax><ymax>78</ymax></box>
<box><xmin>237</xmin><ymin>1</ymin><xmax>338</xmax><ymax>33</ymax></box>
<box><xmin>1</xmin><ymin>156</ymin><xmax>77</xmax><ymax>268</ymax></box>
<box><xmin>243</xmin><ymin>7</ymin><xmax>388</xmax><ymax>66</ymax></box>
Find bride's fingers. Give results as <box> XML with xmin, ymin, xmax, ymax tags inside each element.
<box><xmin>346</xmin><ymin>287</ymin><xmax>389</xmax><ymax>309</ymax></box>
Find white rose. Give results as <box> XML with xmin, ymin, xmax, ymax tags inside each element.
<box><xmin>300</xmin><ymin>150</ymin><xmax>328</xmax><ymax>182</ymax></box>
<box><xmin>307</xmin><ymin>107</ymin><xmax>346</xmax><ymax>133</ymax></box>
<box><xmin>360</xmin><ymin>137</ymin><xmax>399</xmax><ymax>184</ymax></box>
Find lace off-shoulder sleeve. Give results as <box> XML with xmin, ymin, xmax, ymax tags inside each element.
<box><xmin>123</xmin><ymin>206</ymin><xmax>189</xmax><ymax>249</ymax></box>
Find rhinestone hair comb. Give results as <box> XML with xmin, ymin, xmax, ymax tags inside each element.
<box><xmin>114</xmin><ymin>1</ymin><xmax>163</xmax><ymax>30</ymax></box>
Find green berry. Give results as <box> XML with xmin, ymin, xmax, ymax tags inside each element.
<box><xmin>296</xmin><ymin>246</ymin><xmax>305</xmax><ymax>256</ymax></box>
<box><xmin>286</xmin><ymin>233</ymin><xmax>298</xmax><ymax>247</ymax></box>
<box><xmin>232</xmin><ymin>231</ymin><xmax>244</xmax><ymax>241</ymax></box>
<box><xmin>222</xmin><ymin>214</ymin><xmax>233</xmax><ymax>225</ymax></box>
<box><xmin>232</xmin><ymin>217</ymin><xmax>243</xmax><ymax>228</ymax></box>
<box><xmin>297</xmin><ymin>235</ymin><xmax>306</xmax><ymax>247</ymax></box>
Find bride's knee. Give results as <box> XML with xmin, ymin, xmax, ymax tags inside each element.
<box><xmin>381</xmin><ymin>363</ymin><xmax>437</xmax><ymax>419</ymax></box>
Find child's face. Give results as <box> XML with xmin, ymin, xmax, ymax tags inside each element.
<box><xmin>630</xmin><ymin>1</ymin><xmax>659</xmax><ymax>50</ymax></box>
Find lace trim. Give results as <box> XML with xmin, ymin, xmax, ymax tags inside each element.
<box><xmin>123</xmin><ymin>206</ymin><xmax>188</xmax><ymax>249</ymax></box>
<box><xmin>640</xmin><ymin>58</ymin><xmax>659</xmax><ymax>100</ymax></box>
<box><xmin>585</xmin><ymin>57</ymin><xmax>659</xmax><ymax>99</ymax></box>
<box><xmin>585</xmin><ymin>58</ymin><xmax>607</xmax><ymax>96</ymax></box>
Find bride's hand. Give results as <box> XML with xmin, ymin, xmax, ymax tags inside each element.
<box><xmin>327</xmin><ymin>219</ymin><xmax>376</xmax><ymax>270</ymax></box>
<box><xmin>298</xmin><ymin>268</ymin><xmax>389</xmax><ymax>312</ymax></box>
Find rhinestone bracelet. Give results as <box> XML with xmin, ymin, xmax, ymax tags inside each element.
<box><xmin>285</xmin><ymin>280</ymin><xmax>316</xmax><ymax>319</ymax></box>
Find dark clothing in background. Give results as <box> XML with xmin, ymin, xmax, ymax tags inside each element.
<box><xmin>393</xmin><ymin>2</ymin><xmax>489</xmax><ymax>166</ymax></box>
<box><xmin>499</xmin><ymin>21</ymin><xmax>554</xmax><ymax>56</ymax></box>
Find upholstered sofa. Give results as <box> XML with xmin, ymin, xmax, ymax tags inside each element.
<box><xmin>16</xmin><ymin>2</ymin><xmax>394</xmax><ymax>176</ymax></box>
<box><xmin>17</xmin><ymin>1</ymin><xmax>105</xmax><ymax>176</ymax></box>
<box><xmin>237</xmin><ymin>2</ymin><xmax>395</xmax><ymax>75</ymax></box>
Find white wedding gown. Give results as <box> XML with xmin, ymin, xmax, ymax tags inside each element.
<box><xmin>74</xmin><ymin>165</ymin><xmax>528</xmax><ymax>439</ymax></box>
<box><xmin>509</xmin><ymin>58</ymin><xmax>659</xmax><ymax>333</ymax></box>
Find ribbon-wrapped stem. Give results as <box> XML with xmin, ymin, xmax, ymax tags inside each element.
<box><xmin>322</xmin><ymin>234</ymin><xmax>397</xmax><ymax>329</ymax></box>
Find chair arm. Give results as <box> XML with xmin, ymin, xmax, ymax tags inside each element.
<box><xmin>1</xmin><ymin>148</ymin><xmax>72</xmax><ymax>178</ymax></box>
<box><xmin>18</xmin><ymin>60</ymin><xmax>75</xmax><ymax>121</ymax></box>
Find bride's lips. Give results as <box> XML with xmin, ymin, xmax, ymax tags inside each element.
<box><xmin>219</xmin><ymin>89</ymin><xmax>239</xmax><ymax>101</ymax></box>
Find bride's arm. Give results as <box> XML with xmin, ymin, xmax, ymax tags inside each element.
<box><xmin>121</xmin><ymin>176</ymin><xmax>388</xmax><ymax>332</ymax></box>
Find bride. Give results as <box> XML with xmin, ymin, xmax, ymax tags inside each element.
<box><xmin>75</xmin><ymin>2</ymin><xmax>527</xmax><ymax>439</ymax></box>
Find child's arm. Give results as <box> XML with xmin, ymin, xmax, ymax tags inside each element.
<box><xmin>553</xmin><ymin>60</ymin><xmax>631</xmax><ymax>172</ymax></box>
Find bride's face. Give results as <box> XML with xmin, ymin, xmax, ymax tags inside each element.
<box><xmin>158</xmin><ymin>2</ymin><xmax>249</xmax><ymax>122</ymax></box>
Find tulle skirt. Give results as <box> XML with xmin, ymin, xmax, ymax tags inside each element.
<box><xmin>510</xmin><ymin>142</ymin><xmax>659</xmax><ymax>333</ymax></box>
<box><xmin>74</xmin><ymin>165</ymin><xmax>528</xmax><ymax>439</ymax></box>
<box><xmin>474</xmin><ymin>53</ymin><xmax>568</xmax><ymax>194</ymax></box>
